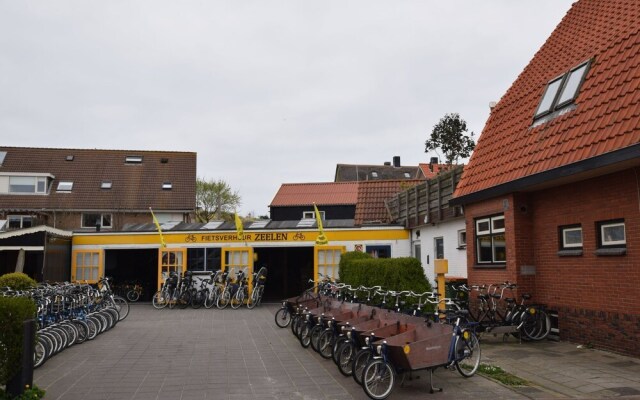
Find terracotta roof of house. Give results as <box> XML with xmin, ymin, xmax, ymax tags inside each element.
<box><xmin>354</xmin><ymin>180</ymin><xmax>423</xmax><ymax>225</ymax></box>
<box><xmin>334</xmin><ymin>163</ymin><xmax>423</xmax><ymax>182</ymax></box>
<box><xmin>0</xmin><ymin>147</ymin><xmax>196</xmax><ymax>211</ymax></box>
<box><xmin>418</xmin><ymin>163</ymin><xmax>450</xmax><ymax>179</ymax></box>
<box><xmin>454</xmin><ymin>0</ymin><xmax>640</xmax><ymax>200</ymax></box>
<box><xmin>269</xmin><ymin>182</ymin><xmax>359</xmax><ymax>207</ymax></box>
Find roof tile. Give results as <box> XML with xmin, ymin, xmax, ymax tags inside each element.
<box><xmin>455</xmin><ymin>0</ymin><xmax>640</xmax><ymax>199</ymax></box>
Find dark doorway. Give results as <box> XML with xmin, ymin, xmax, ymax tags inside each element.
<box><xmin>253</xmin><ymin>247</ymin><xmax>314</xmax><ymax>302</ymax></box>
<box><xmin>104</xmin><ymin>249</ymin><xmax>158</xmax><ymax>301</ymax></box>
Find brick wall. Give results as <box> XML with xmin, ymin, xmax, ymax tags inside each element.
<box><xmin>465</xmin><ymin>168</ymin><xmax>640</xmax><ymax>356</ymax></box>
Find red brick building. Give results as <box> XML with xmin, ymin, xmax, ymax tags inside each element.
<box><xmin>451</xmin><ymin>0</ymin><xmax>640</xmax><ymax>355</ymax></box>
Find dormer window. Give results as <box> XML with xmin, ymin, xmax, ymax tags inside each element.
<box><xmin>9</xmin><ymin>176</ymin><xmax>48</xmax><ymax>194</ymax></box>
<box><xmin>57</xmin><ymin>181</ymin><xmax>74</xmax><ymax>192</ymax></box>
<box><xmin>534</xmin><ymin>59</ymin><xmax>591</xmax><ymax>121</ymax></box>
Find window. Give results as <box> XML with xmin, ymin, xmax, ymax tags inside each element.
<box><xmin>403</xmin><ymin>172</ymin><xmax>411</xmax><ymax>178</ymax></box>
<box><xmin>434</xmin><ymin>237</ymin><xmax>444</xmax><ymax>259</ymax></box>
<box><xmin>367</xmin><ymin>245</ymin><xmax>391</xmax><ymax>258</ymax></box>
<box><xmin>371</xmin><ymin>171</ymin><xmax>378</xmax><ymax>178</ymax></box>
<box><xmin>458</xmin><ymin>229</ymin><xmax>467</xmax><ymax>248</ymax></box>
<box><xmin>187</xmin><ymin>248</ymin><xmax>221</xmax><ymax>271</ymax></box>
<box><xmin>560</xmin><ymin>225</ymin><xmax>583</xmax><ymax>249</ymax></box>
<box><xmin>101</xmin><ymin>181</ymin><xmax>112</xmax><ymax>189</ymax></box>
<box><xmin>125</xmin><ymin>156</ymin><xmax>143</xmax><ymax>164</ymax></box>
<box><xmin>476</xmin><ymin>215</ymin><xmax>506</xmax><ymax>264</ymax></box>
<box><xmin>534</xmin><ymin>60</ymin><xmax>591</xmax><ymax>120</ymax></box>
<box><xmin>598</xmin><ymin>220</ymin><xmax>626</xmax><ymax>247</ymax></box>
<box><xmin>82</xmin><ymin>213</ymin><xmax>113</xmax><ymax>229</ymax></box>
<box><xmin>73</xmin><ymin>250</ymin><xmax>101</xmax><ymax>283</ymax></box>
<box><xmin>413</xmin><ymin>243</ymin><xmax>421</xmax><ymax>262</ymax></box>
<box><xmin>303</xmin><ymin>210</ymin><xmax>325</xmax><ymax>220</ymax></box>
<box><xmin>57</xmin><ymin>181</ymin><xmax>73</xmax><ymax>192</ymax></box>
<box><xmin>162</xmin><ymin>182</ymin><xmax>172</xmax><ymax>190</ymax></box>
<box><xmin>9</xmin><ymin>176</ymin><xmax>47</xmax><ymax>194</ymax></box>
<box><xmin>7</xmin><ymin>215</ymin><xmax>32</xmax><ymax>229</ymax></box>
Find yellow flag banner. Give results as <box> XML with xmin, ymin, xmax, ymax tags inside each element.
<box><xmin>314</xmin><ymin>203</ymin><xmax>328</xmax><ymax>245</ymax></box>
<box><xmin>234</xmin><ymin>213</ymin><xmax>245</xmax><ymax>241</ymax></box>
<box><xmin>149</xmin><ymin>207</ymin><xmax>166</xmax><ymax>248</ymax></box>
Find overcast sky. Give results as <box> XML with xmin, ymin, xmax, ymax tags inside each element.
<box><xmin>1</xmin><ymin>1</ymin><xmax>575</xmax><ymax>217</ymax></box>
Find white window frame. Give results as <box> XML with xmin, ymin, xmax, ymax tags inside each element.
<box><xmin>561</xmin><ymin>226</ymin><xmax>583</xmax><ymax>249</ymax></box>
<box><xmin>57</xmin><ymin>181</ymin><xmax>74</xmax><ymax>192</ymax></box>
<box><xmin>476</xmin><ymin>214</ymin><xmax>506</xmax><ymax>264</ymax></box>
<box><xmin>8</xmin><ymin>176</ymin><xmax>47</xmax><ymax>194</ymax></box>
<box><xmin>81</xmin><ymin>213</ymin><xmax>113</xmax><ymax>229</ymax></box>
<box><xmin>303</xmin><ymin>210</ymin><xmax>325</xmax><ymax>220</ymax></box>
<box><xmin>600</xmin><ymin>221</ymin><xmax>626</xmax><ymax>247</ymax></box>
<box><xmin>458</xmin><ymin>229</ymin><xmax>467</xmax><ymax>248</ymax></box>
<box><xmin>7</xmin><ymin>215</ymin><xmax>33</xmax><ymax>229</ymax></box>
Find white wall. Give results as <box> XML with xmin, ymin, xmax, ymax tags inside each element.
<box><xmin>411</xmin><ymin>217</ymin><xmax>467</xmax><ymax>285</ymax></box>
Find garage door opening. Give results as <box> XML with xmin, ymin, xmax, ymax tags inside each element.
<box><xmin>104</xmin><ymin>249</ymin><xmax>158</xmax><ymax>301</ymax></box>
<box><xmin>253</xmin><ymin>247</ymin><xmax>314</xmax><ymax>302</ymax></box>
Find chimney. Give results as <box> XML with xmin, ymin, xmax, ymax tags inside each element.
<box><xmin>383</xmin><ymin>161</ymin><xmax>391</xmax><ymax>166</ymax></box>
<box><xmin>429</xmin><ymin>157</ymin><xmax>438</xmax><ymax>164</ymax></box>
<box><xmin>393</xmin><ymin>156</ymin><xmax>401</xmax><ymax>168</ymax></box>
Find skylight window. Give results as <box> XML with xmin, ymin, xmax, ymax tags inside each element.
<box><xmin>371</xmin><ymin>171</ymin><xmax>379</xmax><ymax>178</ymax></box>
<box><xmin>404</xmin><ymin>172</ymin><xmax>411</xmax><ymax>178</ymax></box>
<box><xmin>57</xmin><ymin>181</ymin><xmax>73</xmax><ymax>192</ymax></box>
<box><xmin>101</xmin><ymin>181</ymin><xmax>112</xmax><ymax>189</ymax></box>
<box><xmin>534</xmin><ymin>59</ymin><xmax>591</xmax><ymax>120</ymax></box>
<box><xmin>162</xmin><ymin>182</ymin><xmax>173</xmax><ymax>190</ymax></box>
<box><xmin>0</xmin><ymin>151</ymin><xmax>7</xmax><ymax>166</ymax></box>
<box><xmin>125</xmin><ymin>156</ymin><xmax>143</xmax><ymax>164</ymax></box>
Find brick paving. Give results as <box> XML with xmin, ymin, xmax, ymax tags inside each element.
<box><xmin>34</xmin><ymin>304</ymin><xmax>640</xmax><ymax>400</ymax></box>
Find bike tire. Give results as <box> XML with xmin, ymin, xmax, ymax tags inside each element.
<box><xmin>216</xmin><ymin>289</ymin><xmax>230</xmax><ymax>310</ymax></box>
<box><xmin>352</xmin><ymin>348</ymin><xmax>373</xmax><ymax>385</ymax></box>
<box><xmin>112</xmin><ymin>296</ymin><xmax>130</xmax><ymax>320</ymax></box>
<box><xmin>309</xmin><ymin>324</ymin><xmax>323</xmax><ymax>352</ymax></box>
<box><xmin>274</xmin><ymin>307</ymin><xmax>291</xmax><ymax>328</ymax></box>
<box><xmin>152</xmin><ymin>290</ymin><xmax>169</xmax><ymax>309</ymax></box>
<box><xmin>317</xmin><ymin>330</ymin><xmax>334</xmax><ymax>359</ymax></box>
<box><xmin>231</xmin><ymin>289</ymin><xmax>244</xmax><ymax>309</ymax></box>
<box><xmin>362</xmin><ymin>359</ymin><xmax>395</xmax><ymax>400</ymax></box>
<box><xmin>337</xmin><ymin>342</ymin><xmax>356</xmax><ymax>376</ymax></box>
<box><xmin>455</xmin><ymin>332</ymin><xmax>481</xmax><ymax>378</ymax></box>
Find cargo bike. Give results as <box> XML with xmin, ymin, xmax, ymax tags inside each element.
<box><xmin>360</xmin><ymin>310</ymin><xmax>481</xmax><ymax>399</ymax></box>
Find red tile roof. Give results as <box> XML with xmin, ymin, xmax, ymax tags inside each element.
<box><xmin>454</xmin><ymin>0</ymin><xmax>640</xmax><ymax>199</ymax></box>
<box><xmin>418</xmin><ymin>163</ymin><xmax>450</xmax><ymax>179</ymax></box>
<box><xmin>354</xmin><ymin>180</ymin><xmax>423</xmax><ymax>225</ymax></box>
<box><xmin>0</xmin><ymin>147</ymin><xmax>196</xmax><ymax>211</ymax></box>
<box><xmin>269</xmin><ymin>182</ymin><xmax>359</xmax><ymax>207</ymax></box>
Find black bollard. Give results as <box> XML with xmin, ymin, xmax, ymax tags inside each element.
<box><xmin>6</xmin><ymin>319</ymin><xmax>35</xmax><ymax>397</ymax></box>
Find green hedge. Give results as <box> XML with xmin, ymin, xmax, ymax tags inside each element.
<box><xmin>339</xmin><ymin>251</ymin><xmax>431</xmax><ymax>293</ymax></box>
<box><xmin>0</xmin><ymin>297</ymin><xmax>36</xmax><ymax>386</ymax></box>
<box><xmin>0</xmin><ymin>273</ymin><xmax>37</xmax><ymax>291</ymax></box>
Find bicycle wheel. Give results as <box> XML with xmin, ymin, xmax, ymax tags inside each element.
<box><xmin>152</xmin><ymin>290</ymin><xmax>169</xmax><ymax>309</ymax></box>
<box><xmin>126</xmin><ymin>289</ymin><xmax>140</xmax><ymax>302</ymax></box>
<box><xmin>71</xmin><ymin>320</ymin><xmax>89</xmax><ymax>344</ymax></box>
<box><xmin>337</xmin><ymin>342</ymin><xmax>356</xmax><ymax>376</ymax></box>
<box><xmin>332</xmin><ymin>337</ymin><xmax>348</xmax><ymax>365</ymax></box>
<box><xmin>112</xmin><ymin>296</ymin><xmax>130</xmax><ymax>320</ymax></box>
<box><xmin>455</xmin><ymin>331</ymin><xmax>481</xmax><ymax>378</ymax></box>
<box><xmin>168</xmin><ymin>289</ymin><xmax>177</xmax><ymax>309</ymax></box>
<box><xmin>178</xmin><ymin>290</ymin><xmax>191</xmax><ymax>309</ymax></box>
<box><xmin>33</xmin><ymin>336</ymin><xmax>49</xmax><ymax>369</ymax></box>
<box><xmin>309</xmin><ymin>324</ymin><xmax>324</xmax><ymax>352</ymax></box>
<box><xmin>216</xmin><ymin>289</ymin><xmax>230</xmax><ymax>309</ymax></box>
<box><xmin>274</xmin><ymin>307</ymin><xmax>291</xmax><ymax>328</ymax></box>
<box><xmin>231</xmin><ymin>289</ymin><xmax>244</xmax><ymax>309</ymax></box>
<box><xmin>192</xmin><ymin>289</ymin><xmax>206</xmax><ymax>309</ymax></box>
<box><xmin>352</xmin><ymin>348</ymin><xmax>373</xmax><ymax>385</ymax></box>
<box><xmin>299</xmin><ymin>324</ymin><xmax>312</xmax><ymax>348</ymax></box>
<box><xmin>86</xmin><ymin>317</ymin><xmax>99</xmax><ymax>340</ymax></box>
<box><xmin>203</xmin><ymin>288</ymin><xmax>216</xmax><ymax>309</ymax></box>
<box><xmin>246</xmin><ymin>288</ymin><xmax>258</xmax><ymax>309</ymax></box>
<box><xmin>317</xmin><ymin>330</ymin><xmax>334</xmax><ymax>359</ymax></box>
<box><xmin>362</xmin><ymin>359</ymin><xmax>395</xmax><ymax>400</ymax></box>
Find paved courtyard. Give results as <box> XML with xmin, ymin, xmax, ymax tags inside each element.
<box><xmin>34</xmin><ymin>304</ymin><xmax>640</xmax><ymax>400</ymax></box>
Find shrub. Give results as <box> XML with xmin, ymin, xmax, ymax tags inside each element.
<box><xmin>0</xmin><ymin>297</ymin><xmax>37</xmax><ymax>386</ymax></box>
<box><xmin>0</xmin><ymin>273</ymin><xmax>37</xmax><ymax>291</ymax></box>
<box><xmin>0</xmin><ymin>384</ymin><xmax>45</xmax><ymax>400</ymax></box>
<box><xmin>339</xmin><ymin>251</ymin><xmax>431</xmax><ymax>293</ymax></box>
